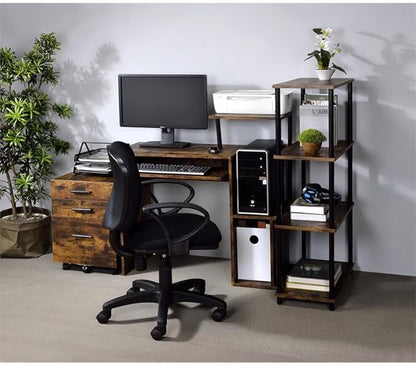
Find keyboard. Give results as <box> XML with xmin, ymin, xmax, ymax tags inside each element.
<box><xmin>138</xmin><ymin>163</ymin><xmax>211</xmax><ymax>176</ymax></box>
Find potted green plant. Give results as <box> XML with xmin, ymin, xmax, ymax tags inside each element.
<box><xmin>0</xmin><ymin>32</ymin><xmax>72</xmax><ymax>257</ymax></box>
<box><xmin>304</xmin><ymin>27</ymin><xmax>347</xmax><ymax>80</ymax></box>
<box><xmin>297</xmin><ymin>128</ymin><xmax>327</xmax><ymax>156</ymax></box>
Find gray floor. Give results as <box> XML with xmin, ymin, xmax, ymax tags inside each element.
<box><xmin>0</xmin><ymin>253</ymin><xmax>415</xmax><ymax>362</ymax></box>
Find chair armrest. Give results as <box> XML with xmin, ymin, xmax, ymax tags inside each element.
<box><xmin>142</xmin><ymin>201</ymin><xmax>210</xmax><ymax>253</ymax></box>
<box><xmin>141</xmin><ymin>180</ymin><xmax>195</xmax><ymax>215</ymax></box>
<box><xmin>108</xmin><ymin>230</ymin><xmax>134</xmax><ymax>257</ymax></box>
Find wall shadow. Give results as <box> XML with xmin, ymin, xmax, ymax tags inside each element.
<box><xmin>349</xmin><ymin>32</ymin><xmax>416</xmax><ymax>273</ymax></box>
<box><xmin>50</xmin><ymin>42</ymin><xmax>120</xmax><ymax>174</ymax></box>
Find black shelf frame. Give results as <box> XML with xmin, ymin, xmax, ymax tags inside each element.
<box><xmin>273</xmin><ymin>78</ymin><xmax>355</xmax><ymax>309</ymax></box>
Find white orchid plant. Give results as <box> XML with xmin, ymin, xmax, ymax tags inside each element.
<box><xmin>305</xmin><ymin>27</ymin><xmax>346</xmax><ymax>74</ymax></box>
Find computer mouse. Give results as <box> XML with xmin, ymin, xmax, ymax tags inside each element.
<box><xmin>209</xmin><ymin>146</ymin><xmax>219</xmax><ymax>154</ymax></box>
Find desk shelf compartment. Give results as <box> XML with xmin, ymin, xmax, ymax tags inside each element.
<box><xmin>276</xmin><ymin>260</ymin><xmax>354</xmax><ymax>306</ymax></box>
<box><xmin>136</xmin><ymin>157</ymin><xmax>228</xmax><ymax>182</ymax></box>
<box><xmin>231</xmin><ymin>218</ymin><xmax>282</xmax><ymax>289</ymax></box>
<box><xmin>211</xmin><ymin>113</ymin><xmax>293</xmax><ymax>290</ymax></box>
<box><xmin>273</xmin><ymin>78</ymin><xmax>355</xmax><ymax>310</ymax></box>
<box><xmin>275</xmin><ymin>202</ymin><xmax>354</xmax><ymax>233</ymax></box>
<box><xmin>209</xmin><ymin>112</ymin><xmax>293</xmax><ymax>154</ymax></box>
<box><xmin>132</xmin><ymin>143</ymin><xmax>240</xmax><ymax>182</ymax></box>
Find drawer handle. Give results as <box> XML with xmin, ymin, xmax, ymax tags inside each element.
<box><xmin>71</xmin><ymin>208</ymin><xmax>94</xmax><ymax>213</ymax></box>
<box><xmin>72</xmin><ymin>234</ymin><xmax>93</xmax><ymax>239</ymax></box>
<box><xmin>70</xmin><ymin>189</ymin><xmax>92</xmax><ymax>194</ymax></box>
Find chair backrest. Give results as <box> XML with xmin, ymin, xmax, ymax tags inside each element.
<box><xmin>103</xmin><ymin>141</ymin><xmax>141</xmax><ymax>233</ymax></box>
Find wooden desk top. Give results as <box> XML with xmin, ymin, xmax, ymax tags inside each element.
<box><xmin>54</xmin><ymin>144</ymin><xmax>241</xmax><ymax>183</ymax></box>
<box><xmin>130</xmin><ymin>143</ymin><xmax>240</xmax><ymax>160</ymax></box>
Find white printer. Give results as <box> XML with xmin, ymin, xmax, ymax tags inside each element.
<box><xmin>213</xmin><ymin>89</ymin><xmax>293</xmax><ymax>115</ymax></box>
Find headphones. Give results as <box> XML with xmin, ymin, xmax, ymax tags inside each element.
<box><xmin>301</xmin><ymin>183</ymin><xmax>341</xmax><ymax>204</ymax></box>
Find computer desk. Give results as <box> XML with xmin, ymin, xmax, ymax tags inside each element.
<box><xmin>132</xmin><ymin>142</ymin><xmax>240</xmax><ymax>265</ymax></box>
<box><xmin>51</xmin><ymin>143</ymin><xmax>241</xmax><ymax>275</ymax></box>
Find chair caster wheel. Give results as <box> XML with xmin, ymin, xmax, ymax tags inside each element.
<box><xmin>96</xmin><ymin>310</ymin><xmax>111</xmax><ymax>324</ymax></box>
<box><xmin>151</xmin><ymin>326</ymin><xmax>166</xmax><ymax>340</ymax></box>
<box><xmin>328</xmin><ymin>303</ymin><xmax>335</xmax><ymax>311</ymax></box>
<box><xmin>277</xmin><ymin>297</ymin><xmax>283</xmax><ymax>305</ymax></box>
<box><xmin>212</xmin><ymin>308</ymin><xmax>226</xmax><ymax>322</ymax></box>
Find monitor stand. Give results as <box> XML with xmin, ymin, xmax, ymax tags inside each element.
<box><xmin>139</xmin><ymin>127</ymin><xmax>190</xmax><ymax>148</ymax></box>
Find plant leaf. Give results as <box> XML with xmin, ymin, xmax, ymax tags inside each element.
<box><xmin>304</xmin><ymin>50</ymin><xmax>320</xmax><ymax>62</ymax></box>
<box><xmin>331</xmin><ymin>63</ymin><xmax>347</xmax><ymax>74</ymax></box>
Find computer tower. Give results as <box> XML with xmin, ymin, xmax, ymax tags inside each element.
<box><xmin>236</xmin><ymin>139</ymin><xmax>276</xmax><ymax>215</ymax></box>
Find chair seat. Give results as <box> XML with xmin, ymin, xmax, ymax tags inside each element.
<box><xmin>126</xmin><ymin>213</ymin><xmax>222</xmax><ymax>253</ymax></box>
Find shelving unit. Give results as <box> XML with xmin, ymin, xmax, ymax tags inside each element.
<box><xmin>209</xmin><ymin>112</ymin><xmax>292</xmax><ymax>289</ymax></box>
<box><xmin>272</xmin><ymin>78</ymin><xmax>355</xmax><ymax>310</ymax></box>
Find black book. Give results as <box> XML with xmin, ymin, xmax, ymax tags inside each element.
<box><xmin>287</xmin><ymin>259</ymin><xmax>342</xmax><ymax>286</ymax></box>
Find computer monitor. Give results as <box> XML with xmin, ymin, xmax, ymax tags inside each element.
<box><xmin>119</xmin><ymin>74</ymin><xmax>208</xmax><ymax>148</ymax></box>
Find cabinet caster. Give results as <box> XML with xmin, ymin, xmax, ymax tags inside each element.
<box><xmin>96</xmin><ymin>310</ymin><xmax>111</xmax><ymax>324</ymax></box>
<box><xmin>277</xmin><ymin>297</ymin><xmax>283</xmax><ymax>305</ymax></box>
<box><xmin>82</xmin><ymin>265</ymin><xmax>91</xmax><ymax>273</ymax></box>
<box><xmin>151</xmin><ymin>326</ymin><xmax>166</xmax><ymax>340</ymax></box>
<box><xmin>212</xmin><ymin>308</ymin><xmax>227</xmax><ymax>322</ymax></box>
<box><xmin>328</xmin><ymin>303</ymin><xmax>335</xmax><ymax>311</ymax></box>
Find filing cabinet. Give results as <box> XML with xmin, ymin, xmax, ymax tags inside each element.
<box><xmin>51</xmin><ymin>172</ymin><xmax>133</xmax><ymax>274</ymax></box>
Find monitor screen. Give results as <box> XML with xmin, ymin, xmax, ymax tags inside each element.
<box><xmin>119</xmin><ymin>74</ymin><xmax>208</xmax><ymax>148</ymax></box>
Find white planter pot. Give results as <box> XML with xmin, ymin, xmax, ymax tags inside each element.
<box><xmin>315</xmin><ymin>69</ymin><xmax>335</xmax><ymax>81</ymax></box>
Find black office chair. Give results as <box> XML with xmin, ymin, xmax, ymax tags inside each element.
<box><xmin>96</xmin><ymin>141</ymin><xmax>227</xmax><ymax>340</ymax></box>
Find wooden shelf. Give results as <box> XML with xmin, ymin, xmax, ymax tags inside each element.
<box><xmin>233</xmin><ymin>279</ymin><xmax>274</xmax><ymax>290</ymax></box>
<box><xmin>273</xmin><ymin>141</ymin><xmax>354</xmax><ymax>162</ymax></box>
<box><xmin>272</xmin><ymin>78</ymin><xmax>354</xmax><ymax>90</ymax></box>
<box><xmin>233</xmin><ymin>213</ymin><xmax>276</xmax><ymax>221</ymax></box>
<box><xmin>131</xmin><ymin>143</ymin><xmax>240</xmax><ymax>160</ymax></box>
<box><xmin>275</xmin><ymin>261</ymin><xmax>353</xmax><ymax>304</ymax></box>
<box><xmin>274</xmin><ymin>202</ymin><xmax>354</xmax><ymax>233</ymax></box>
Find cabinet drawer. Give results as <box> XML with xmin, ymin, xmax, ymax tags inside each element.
<box><xmin>52</xmin><ymin>217</ymin><xmax>116</xmax><ymax>268</ymax></box>
<box><xmin>52</xmin><ymin>199</ymin><xmax>107</xmax><ymax>221</ymax></box>
<box><xmin>51</xmin><ymin>179</ymin><xmax>113</xmax><ymax>201</ymax></box>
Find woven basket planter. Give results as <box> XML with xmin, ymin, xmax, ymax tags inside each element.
<box><xmin>301</xmin><ymin>142</ymin><xmax>322</xmax><ymax>156</ymax></box>
<box><xmin>0</xmin><ymin>207</ymin><xmax>51</xmax><ymax>258</ymax></box>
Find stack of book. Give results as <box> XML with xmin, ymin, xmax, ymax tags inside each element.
<box><xmin>290</xmin><ymin>197</ymin><xmax>329</xmax><ymax>222</ymax></box>
<box><xmin>286</xmin><ymin>259</ymin><xmax>342</xmax><ymax>292</ymax></box>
